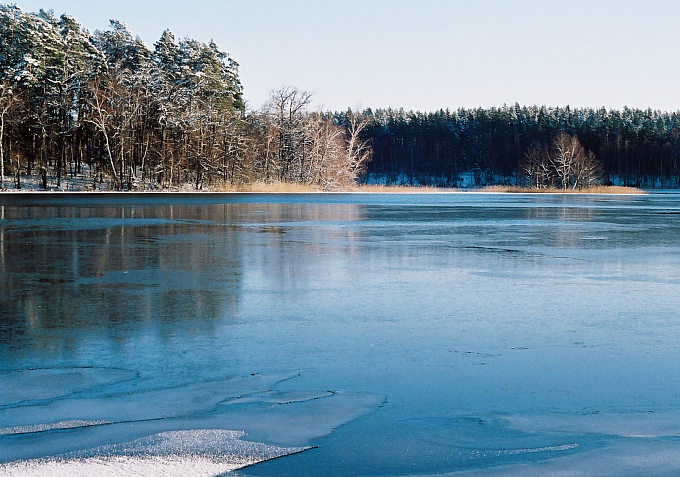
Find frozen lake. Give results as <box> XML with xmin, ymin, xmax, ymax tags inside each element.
<box><xmin>1</xmin><ymin>192</ymin><xmax>680</xmax><ymax>476</ymax></box>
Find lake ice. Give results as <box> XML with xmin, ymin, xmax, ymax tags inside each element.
<box><xmin>1</xmin><ymin>192</ymin><xmax>679</xmax><ymax>476</ymax></box>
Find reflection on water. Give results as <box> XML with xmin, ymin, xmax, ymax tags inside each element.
<box><xmin>1</xmin><ymin>205</ymin><xmax>241</xmax><ymax>359</ymax></box>
<box><xmin>0</xmin><ymin>201</ymin><xmax>360</xmax><ymax>347</ymax></box>
<box><xmin>1</xmin><ymin>193</ymin><xmax>680</xmax><ymax>476</ymax></box>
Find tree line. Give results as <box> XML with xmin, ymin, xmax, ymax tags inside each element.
<box><xmin>0</xmin><ymin>6</ymin><xmax>370</xmax><ymax>190</ymax></box>
<box><xmin>356</xmin><ymin>106</ymin><xmax>680</xmax><ymax>187</ymax></box>
<box><xmin>2</xmin><ymin>6</ymin><xmax>680</xmax><ymax>191</ymax></box>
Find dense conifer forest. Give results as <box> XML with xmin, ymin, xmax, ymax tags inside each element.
<box><xmin>358</xmin><ymin>106</ymin><xmax>680</xmax><ymax>187</ymax></box>
<box><xmin>1</xmin><ymin>5</ymin><xmax>679</xmax><ymax>190</ymax></box>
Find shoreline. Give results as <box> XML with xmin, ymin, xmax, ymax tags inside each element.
<box><xmin>478</xmin><ymin>185</ymin><xmax>644</xmax><ymax>195</ymax></box>
<box><xmin>0</xmin><ymin>184</ymin><xmax>648</xmax><ymax>196</ymax></box>
<box><xmin>0</xmin><ymin>189</ymin><xmax>649</xmax><ymax>196</ymax></box>
<box><xmin>0</xmin><ymin>175</ymin><xmax>651</xmax><ymax>195</ymax></box>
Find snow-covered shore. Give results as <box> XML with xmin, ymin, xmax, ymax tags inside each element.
<box><xmin>0</xmin><ymin>175</ymin><xmax>648</xmax><ymax>195</ymax></box>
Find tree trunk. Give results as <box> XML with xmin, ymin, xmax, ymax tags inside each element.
<box><xmin>15</xmin><ymin>153</ymin><xmax>20</xmax><ymax>190</ymax></box>
<box><xmin>0</xmin><ymin>110</ymin><xmax>5</xmax><ymax>190</ymax></box>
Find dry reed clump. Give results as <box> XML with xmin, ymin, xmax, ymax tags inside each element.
<box><xmin>173</xmin><ymin>181</ymin><xmax>645</xmax><ymax>194</ymax></box>
<box><xmin>207</xmin><ymin>182</ymin><xmax>451</xmax><ymax>193</ymax></box>
<box><xmin>207</xmin><ymin>181</ymin><xmax>324</xmax><ymax>193</ymax></box>
<box><xmin>480</xmin><ymin>185</ymin><xmax>644</xmax><ymax>194</ymax></box>
<box><xmin>349</xmin><ymin>184</ymin><xmax>448</xmax><ymax>193</ymax></box>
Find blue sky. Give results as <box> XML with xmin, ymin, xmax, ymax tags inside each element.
<box><xmin>9</xmin><ymin>0</ymin><xmax>680</xmax><ymax>112</ymax></box>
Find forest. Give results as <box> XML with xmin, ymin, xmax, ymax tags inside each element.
<box><xmin>0</xmin><ymin>6</ymin><xmax>370</xmax><ymax>191</ymax></box>
<box><xmin>1</xmin><ymin>5</ymin><xmax>679</xmax><ymax>191</ymax></box>
<box><xmin>359</xmin><ymin>106</ymin><xmax>680</xmax><ymax>188</ymax></box>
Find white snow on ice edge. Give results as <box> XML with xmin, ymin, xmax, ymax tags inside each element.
<box><xmin>0</xmin><ymin>420</ymin><xmax>110</xmax><ymax>436</ymax></box>
<box><xmin>0</xmin><ymin>429</ymin><xmax>309</xmax><ymax>477</ymax></box>
<box><xmin>0</xmin><ymin>455</ymin><xmax>249</xmax><ymax>477</ymax></box>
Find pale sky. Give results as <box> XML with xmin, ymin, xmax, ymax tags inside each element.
<box><xmin>9</xmin><ymin>0</ymin><xmax>680</xmax><ymax>112</ymax></box>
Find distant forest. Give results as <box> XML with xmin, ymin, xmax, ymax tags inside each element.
<box><xmin>1</xmin><ymin>5</ymin><xmax>679</xmax><ymax>190</ymax></box>
<box><xmin>358</xmin><ymin>106</ymin><xmax>680</xmax><ymax>187</ymax></box>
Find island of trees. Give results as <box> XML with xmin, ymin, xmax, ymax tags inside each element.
<box><xmin>1</xmin><ymin>5</ymin><xmax>679</xmax><ymax>191</ymax></box>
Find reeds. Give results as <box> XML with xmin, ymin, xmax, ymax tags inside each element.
<box><xmin>348</xmin><ymin>184</ymin><xmax>446</xmax><ymax>193</ymax></box>
<box><xmin>479</xmin><ymin>185</ymin><xmax>644</xmax><ymax>194</ymax></box>
<box><xmin>209</xmin><ymin>181</ymin><xmax>323</xmax><ymax>193</ymax></box>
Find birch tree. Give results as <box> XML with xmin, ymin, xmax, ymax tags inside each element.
<box><xmin>520</xmin><ymin>133</ymin><xmax>601</xmax><ymax>189</ymax></box>
<box><xmin>267</xmin><ymin>86</ymin><xmax>312</xmax><ymax>181</ymax></box>
<box><xmin>84</xmin><ymin>74</ymin><xmax>125</xmax><ymax>188</ymax></box>
<box><xmin>343</xmin><ymin>110</ymin><xmax>373</xmax><ymax>182</ymax></box>
<box><xmin>551</xmin><ymin>132</ymin><xmax>601</xmax><ymax>189</ymax></box>
<box><xmin>0</xmin><ymin>82</ymin><xmax>14</xmax><ymax>190</ymax></box>
<box><xmin>572</xmin><ymin>149</ymin><xmax>602</xmax><ymax>189</ymax></box>
<box><xmin>519</xmin><ymin>144</ymin><xmax>547</xmax><ymax>188</ymax></box>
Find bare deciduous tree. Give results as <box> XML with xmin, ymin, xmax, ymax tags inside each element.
<box><xmin>344</xmin><ymin>110</ymin><xmax>373</xmax><ymax>182</ymax></box>
<box><xmin>85</xmin><ymin>75</ymin><xmax>123</xmax><ymax>189</ymax></box>
<box><xmin>266</xmin><ymin>86</ymin><xmax>312</xmax><ymax>181</ymax></box>
<box><xmin>249</xmin><ymin>89</ymin><xmax>373</xmax><ymax>189</ymax></box>
<box><xmin>572</xmin><ymin>149</ymin><xmax>603</xmax><ymax>189</ymax></box>
<box><xmin>520</xmin><ymin>144</ymin><xmax>547</xmax><ymax>188</ymax></box>
<box><xmin>551</xmin><ymin>132</ymin><xmax>581</xmax><ymax>190</ymax></box>
<box><xmin>520</xmin><ymin>132</ymin><xmax>602</xmax><ymax>189</ymax></box>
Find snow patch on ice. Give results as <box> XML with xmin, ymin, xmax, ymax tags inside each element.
<box><xmin>500</xmin><ymin>443</ymin><xmax>579</xmax><ymax>455</ymax></box>
<box><xmin>0</xmin><ymin>420</ymin><xmax>110</xmax><ymax>436</ymax></box>
<box><xmin>0</xmin><ymin>429</ymin><xmax>308</xmax><ymax>477</ymax></box>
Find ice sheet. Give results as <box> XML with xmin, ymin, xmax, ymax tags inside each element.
<box><xmin>0</xmin><ymin>368</ymin><xmax>383</xmax><ymax>465</ymax></box>
<box><xmin>400</xmin><ymin>416</ymin><xmax>581</xmax><ymax>453</ymax></box>
<box><xmin>0</xmin><ymin>373</ymin><xmax>294</xmax><ymax>429</ymax></box>
<box><xmin>4</xmin><ymin>193</ymin><xmax>680</xmax><ymax>475</ymax></box>
<box><xmin>0</xmin><ymin>217</ymin><xmax>187</xmax><ymax>232</ymax></box>
<box><xmin>0</xmin><ymin>368</ymin><xmax>137</xmax><ymax>407</ymax></box>
<box><xmin>211</xmin><ymin>390</ymin><xmax>386</xmax><ymax>445</ymax></box>
<box><xmin>383</xmin><ymin>411</ymin><xmax>680</xmax><ymax>477</ymax></box>
<box><xmin>505</xmin><ymin>409</ymin><xmax>680</xmax><ymax>438</ymax></box>
<box><xmin>435</xmin><ymin>440</ymin><xmax>680</xmax><ymax>477</ymax></box>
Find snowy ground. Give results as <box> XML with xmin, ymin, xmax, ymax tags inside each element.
<box><xmin>0</xmin><ymin>172</ymin><xmax>152</xmax><ymax>192</ymax></box>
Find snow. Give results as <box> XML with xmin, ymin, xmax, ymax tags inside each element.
<box><xmin>0</xmin><ymin>429</ymin><xmax>307</xmax><ymax>476</ymax></box>
<box><xmin>0</xmin><ymin>421</ymin><xmax>111</xmax><ymax>437</ymax></box>
<box><xmin>0</xmin><ymin>172</ymin><xmax>153</xmax><ymax>192</ymax></box>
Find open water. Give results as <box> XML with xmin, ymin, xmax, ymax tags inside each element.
<box><xmin>1</xmin><ymin>192</ymin><xmax>679</xmax><ymax>476</ymax></box>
